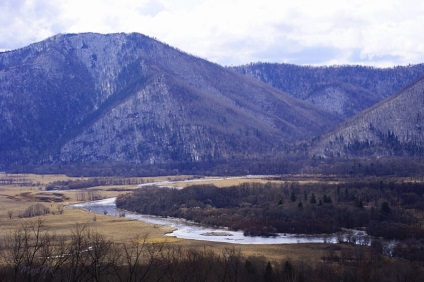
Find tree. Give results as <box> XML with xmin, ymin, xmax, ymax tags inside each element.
<box><xmin>290</xmin><ymin>191</ymin><xmax>297</xmax><ymax>202</ymax></box>
<box><xmin>1</xmin><ymin>218</ymin><xmax>54</xmax><ymax>281</ymax></box>
<box><xmin>86</xmin><ymin>232</ymin><xmax>116</xmax><ymax>281</ymax></box>
<box><xmin>380</xmin><ymin>201</ymin><xmax>391</xmax><ymax>216</ymax></box>
<box><xmin>282</xmin><ymin>260</ymin><xmax>295</xmax><ymax>282</ymax></box>
<box><xmin>355</xmin><ymin>198</ymin><xmax>364</xmax><ymax>208</ymax></box>
<box><xmin>68</xmin><ymin>223</ymin><xmax>91</xmax><ymax>281</ymax></box>
<box><xmin>19</xmin><ymin>203</ymin><xmax>50</xmax><ymax>218</ymax></box>
<box><xmin>323</xmin><ymin>194</ymin><xmax>332</xmax><ymax>204</ymax></box>
<box><xmin>263</xmin><ymin>261</ymin><xmax>273</xmax><ymax>281</ymax></box>
<box><xmin>120</xmin><ymin>235</ymin><xmax>147</xmax><ymax>281</ymax></box>
<box><xmin>310</xmin><ymin>193</ymin><xmax>317</xmax><ymax>204</ymax></box>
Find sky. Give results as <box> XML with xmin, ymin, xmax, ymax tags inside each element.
<box><xmin>1</xmin><ymin>0</ymin><xmax>424</xmax><ymax>67</ymax></box>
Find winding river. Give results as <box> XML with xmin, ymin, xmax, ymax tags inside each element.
<box><xmin>70</xmin><ymin>197</ymin><xmax>372</xmax><ymax>245</ymax></box>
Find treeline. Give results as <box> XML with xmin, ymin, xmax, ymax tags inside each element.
<box><xmin>6</xmin><ymin>157</ymin><xmax>424</xmax><ymax>178</ymax></box>
<box><xmin>5</xmin><ymin>159</ymin><xmax>295</xmax><ymax>177</ymax></box>
<box><xmin>232</xmin><ymin>63</ymin><xmax>424</xmax><ymax>101</ymax></box>
<box><xmin>45</xmin><ymin>177</ymin><xmax>145</xmax><ymax>190</ymax></box>
<box><xmin>1</xmin><ymin>219</ymin><xmax>424</xmax><ymax>282</ymax></box>
<box><xmin>18</xmin><ymin>203</ymin><xmax>51</xmax><ymax>218</ymax></box>
<box><xmin>0</xmin><ymin>175</ymin><xmax>40</xmax><ymax>186</ymax></box>
<box><xmin>117</xmin><ymin>180</ymin><xmax>424</xmax><ymax>241</ymax></box>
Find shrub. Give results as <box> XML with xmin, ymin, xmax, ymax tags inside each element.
<box><xmin>19</xmin><ymin>203</ymin><xmax>50</xmax><ymax>218</ymax></box>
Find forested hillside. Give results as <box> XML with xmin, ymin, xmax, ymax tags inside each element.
<box><xmin>311</xmin><ymin>76</ymin><xmax>424</xmax><ymax>158</ymax></box>
<box><xmin>2</xmin><ymin>32</ymin><xmax>424</xmax><ymax>175</ymax></box>
<box><xmin>0</xmin><ymin>33</ymin><xmax>336</xmax><ymax>170</ymax></box>
<box><xmin>233</xmin><ymin>63</ymin><xmax>424</xmax><ymax>119</ymax></box>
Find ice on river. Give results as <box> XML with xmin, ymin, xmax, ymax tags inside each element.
<box><xmin>69</xmin><ymin>197</ymin><xmax>372</xmax><ymax>245</ymax></box>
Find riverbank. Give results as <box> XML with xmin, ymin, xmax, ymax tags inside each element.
<box><xmin>70</xmin><ymin>197</ymin><xmax>373</xmax><ymax>245</ymax></box>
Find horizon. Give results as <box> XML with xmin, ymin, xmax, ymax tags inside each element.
<box><xmin>1</xmin><ymin>0</ymin><xmax>424</xmax><ymax>68</ymax></box>
<box><xmin>1</xmin><ymin>31</ymin><xmax>422</xmax><ymax>69</ymax></box>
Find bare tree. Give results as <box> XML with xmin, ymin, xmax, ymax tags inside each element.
<box><xmin>120</xmin><ymin>235</ymin><xmax>148</xmax><ymax>282</ymax></box>
<box><xmin>86</xmin><ymin>231</ymin><xmax>115</xmax><ymax>281</ymax></box>
<box><xmin>219</xmin><ymin>247</ymin><xmax>243</xmax><ymax>282</ymax></box>
<box><xmin>2</xmin><ymin>224</ymin><xmax>26</xmax><ymax>280</ymax></box>
<box><xmin>141</xmin><ymin>240</ymin><xmax>167</xmax><ymax>281</ymax></box>
<box><xmin>67</xmin><ymin>223</ymin><xmax>91</xmax><ymax>281</ymax></box>
<box><xmin>41</xmin><ymin>234</ymin><xmax>70</xmax><ymax>282</ymax></box>
<box><xmin>1</xmin><ymin>218</ymin><xmax>54</xmax><ymax>281</ymax></box>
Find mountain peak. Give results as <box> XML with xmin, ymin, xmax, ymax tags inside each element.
<box><xmin>311</xmin><ymin>76</ymin><xmax>424</xmax><ymax>158</ymax></box>
<box><xmin>0</xmin><ymin>33</ymin><xmax>336</xmax><ymax>168</ymax></box>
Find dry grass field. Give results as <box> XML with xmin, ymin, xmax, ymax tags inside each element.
<box><xmin>0</xmin><ymin>172</ymin><xmax>351</xmax><ymax>263</ymax></box>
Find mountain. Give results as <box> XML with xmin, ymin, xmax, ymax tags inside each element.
<box><xmin>232</xmin><ymin>63</ymin><xmax>424</xmax><ymax>119</ymax></box>
<box><xmin>311</xmin><ymin>76</ymin><xmax>424</xmax><ymax>158</ymax></box>
<box><xmin>0</xmin><ymin>33</ymin><xmax>337</xmax><ymax>169</ymax></box>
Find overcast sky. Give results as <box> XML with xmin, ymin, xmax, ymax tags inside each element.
<box><xmin>1</xmin><ymin>0</ymin><xmax>424</xmax><ymax>67</ymax></box>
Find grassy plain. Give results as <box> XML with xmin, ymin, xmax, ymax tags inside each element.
<box><xmin>0</xmin><ymin>172</ymin><xmax>360</xmax><ymax>263</ymax></box>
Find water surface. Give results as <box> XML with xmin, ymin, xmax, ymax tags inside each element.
<box><xmin>70</xmin><ymin>197</ymin><xmax>371</xmax><ymax>245</ymax></box>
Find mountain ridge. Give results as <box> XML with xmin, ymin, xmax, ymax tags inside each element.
<box><xmin>232</xmin><ymin>62</ymin><xmax>424</xmax><ymax>119</ymax></box>
<box><xmin>2</xmin><ymin>32</ymin><xmax>424</xmax><ymax>173</ymax></box>
<box><xmin>311</xmin><ymin>76</ymin><xmax>424</xmax><ymax>158</ymax></box>
<box><xmin>0</xmin><ymin>32</ymin><xmax>337</xmax><ymax>168</ymax></box>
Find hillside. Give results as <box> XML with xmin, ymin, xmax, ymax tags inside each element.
<box><xmin>0</xmin><ymin>33</ymin><xmax>337</xmax><ymax>169</ymax></box>
<box><xmin>232</xmin><ymin>63</ymin><xmax>424</xmax><ymax>119</ymax></box>
<box><xmin>311</xmin><ymin>77</ymin><xmax>424</xmax><ymax>158</ymax></box>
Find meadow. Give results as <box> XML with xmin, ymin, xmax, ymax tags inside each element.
<box><xmin>1</xmin><ymin>173</ymin><xmax>422</xmax><ymax>281</ymax></box>
<box><xmin>0</xmin><ymin>173</ymin><xmax>335</xmax><ymax>262</ymax></box>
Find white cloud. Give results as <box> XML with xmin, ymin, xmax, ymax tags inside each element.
<box><xmin>0</xmin><ymin>0</ymin><xmax>62</xmax><ymax>49</ymax></box>
<box><xmin>1</xmin><ymin>0</ymin><xmax>424</xmax><ymax>66</ymax></box>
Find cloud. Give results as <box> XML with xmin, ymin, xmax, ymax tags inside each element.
<box><xmin>0</xmin><ymin>0</ymin><xmax>63</xmax><ymax>49</ymax></box>
<box><xmin>1</xmin><ymin>0</ymin><xmax>424</xmax><ymax>66</ymax></box>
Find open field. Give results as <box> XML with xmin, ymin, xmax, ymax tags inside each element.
<box><xmin>0</xmin><ymin>172</ymin><xmax>360</xmax><ymax>263</ymax></box>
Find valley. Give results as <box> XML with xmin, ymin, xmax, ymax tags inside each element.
<box><xmin>2</xmin><ymin>173</ymin><xmax>424</xmax><ymax>281</ymax></box>
<box><xmin>2</xmin><ymin>32</ymin><xmax>424</xmax><ymax>280</ymax></box>
<box><xmin>0</xmin><ymin>174</ymin><xmax>342</xmax><ymax>268</ymax></box>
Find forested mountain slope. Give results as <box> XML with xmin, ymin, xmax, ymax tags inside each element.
<box><xmin>311</xmin><ymin>76</ymin><xmax>424</xmax><ymax>158</ymax></box>
<box><xmin>0</xmin><ymin>33</ymin><xmax>337</xmax><ymax>169</ymax></box>
<box><xmin>232</xmin><ymin>63</ymin><xmax>424</xmax><ymax>119</ymax></box>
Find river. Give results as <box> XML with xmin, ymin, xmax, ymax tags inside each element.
<box><xmin>70</xmin><ymin>197</ymin><xmax>372</xmax><ymax>245</ymax></box>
